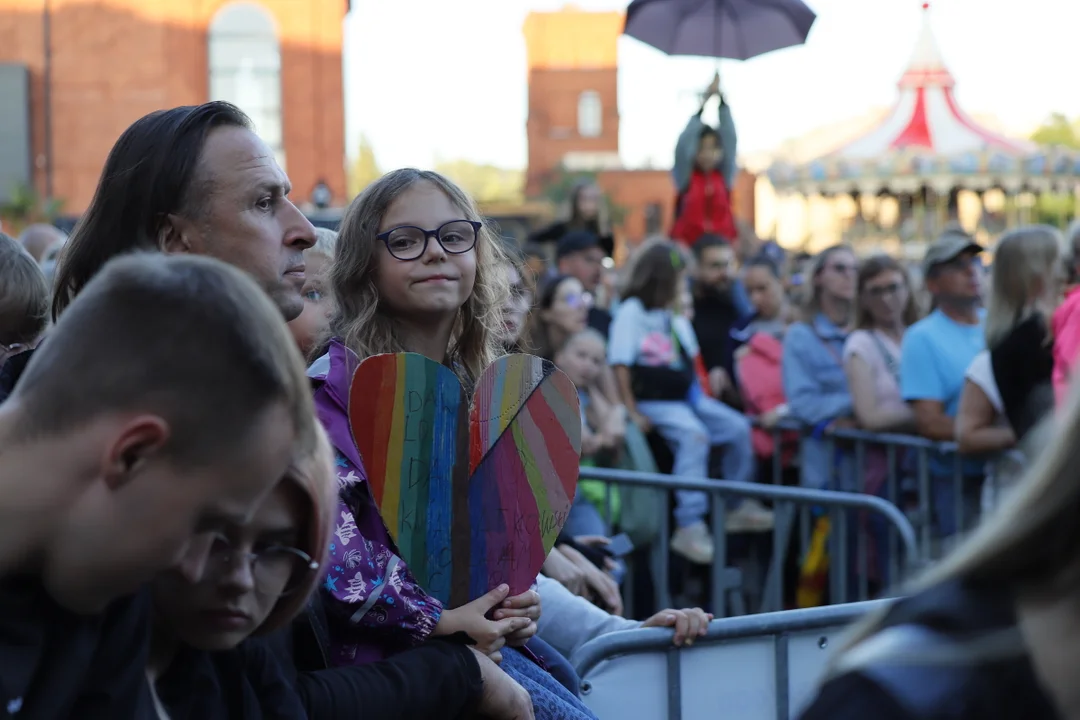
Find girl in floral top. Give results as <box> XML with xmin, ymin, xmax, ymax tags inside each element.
<box><xmin>309</xmin><ymin>168</ymin><xmax>596</xmax><ymax>719</ymax></box>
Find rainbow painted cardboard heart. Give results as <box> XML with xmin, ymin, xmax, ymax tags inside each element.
<box><xmin>348</xmin><ymin>353</ymin><xmax>580</xmax><ymax>608</ymax></box>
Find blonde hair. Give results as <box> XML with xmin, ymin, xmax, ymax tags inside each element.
<box><xmin>329</xmin><ymin>169</ymin><xmax>510</xmax><ymax>387</ymax></box>
<box><xmin>827</xmin><ymin>385</ymin><xmax>1080</xmax><ymax>674</ymax></box>
<box><xmin>256</xmin><ymin>423</ymin><xmax>337</xmax><ymax>634</ymax></box>
<box><xmin>985</xmin><ymin>225</ymin><xmax>1063</xmax><ymax>349</ymax></box>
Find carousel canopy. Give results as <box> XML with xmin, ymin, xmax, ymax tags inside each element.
<box><xmin>769</xmin><ymin>3</ymin><xmax>1080</xmax><ymax>196</ymax></box>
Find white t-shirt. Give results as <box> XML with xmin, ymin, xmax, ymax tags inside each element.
<box><xmin>607</xmin><ymin>297</ymin><xmax>700</xmax><ymax>369</ymax></box>
<box><xmin>965</xmin><ymin>351</ymin><xmax>1004</xmax><ymax>413</ymax></box>
<box><xmin>965</xmin><ymin>351</ymin><xmax>1025</xmax><ymax>513</ymax></box>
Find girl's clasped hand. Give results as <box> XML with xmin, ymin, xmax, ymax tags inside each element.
<box><xmin>434</xmin><ymin>585</ymin><xmax>533</xmax><ymax>663</ymax></box>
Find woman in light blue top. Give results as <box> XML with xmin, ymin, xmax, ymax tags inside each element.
<box><xmin>782</xmin><ymin>245</ymin><xmax>857</xmax><ymax>490</ymax></box>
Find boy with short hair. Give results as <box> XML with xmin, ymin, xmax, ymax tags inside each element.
<box><xmin>0</xmin><ymin>252</ymin><xmax>318</xmax><ymax>717</ymax></box>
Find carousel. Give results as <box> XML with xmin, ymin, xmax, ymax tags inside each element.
<box><xmin>767</xmin><ymin>3</ymin><xmax>1080</xmax><ymax>255</ymax></box>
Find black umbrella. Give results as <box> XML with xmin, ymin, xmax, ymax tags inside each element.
<box><xmin>623</xmin><ymin>0</ymin><xmax>817</xmax><ymax>61</ymax></box>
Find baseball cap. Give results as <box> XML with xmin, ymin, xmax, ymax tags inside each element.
<box><xmin>922</xmin><ymin>228</ymin><xmax>982</xmax><ymax>277</ymax></box>
<box><xmin>556</xmin><ymin>230</ymin><xmax>602</xmax><ymax>261</ymax></box>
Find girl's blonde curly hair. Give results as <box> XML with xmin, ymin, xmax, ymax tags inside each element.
<box><xmin>329</xmin><ymin>168</ymin><xmax>511</xmax><ymax>387</ymax></box>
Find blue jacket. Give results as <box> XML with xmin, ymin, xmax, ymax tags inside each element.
<box><xmin>782</xmin><ymin>314</ymin><xmax>853</xmax><ymax>490</ymax></box>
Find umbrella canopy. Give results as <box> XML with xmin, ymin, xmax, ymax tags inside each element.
<box><xmin>623</xmin><ymin>0</ymin><xmax>817</xmax><ymax>60</ymax></box>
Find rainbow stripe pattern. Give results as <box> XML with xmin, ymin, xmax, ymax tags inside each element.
<box><xmin>349</xmin><ymin>352</ymin><xmax>580</xmax><ymax>607</ymax></box>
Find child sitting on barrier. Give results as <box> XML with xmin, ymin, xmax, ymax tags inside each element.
<box><xmin>610</xmin><ymin>239</ymin><xmax>772</xmax><ymax>567</ymax></box>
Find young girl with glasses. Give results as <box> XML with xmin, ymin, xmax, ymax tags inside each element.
<box><xmin>309</xmin><ymin>168</ymin><xmax>597</xmax><ymax>720</ymax></box>
<box><xmin>149</xmin><ymin>425</ymin><xmax>337</xmax><ymax>718</ymax></box>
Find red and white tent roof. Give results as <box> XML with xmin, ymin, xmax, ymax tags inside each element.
<box><xmin>768</xmin><ymin>3</ymin><xmax>1079</xmax><ymax>196</ymax></box>
<box><xmin>834</xmin><ymin>3</ymin><xmax>1033</xmax><ymax>159</ymax></box>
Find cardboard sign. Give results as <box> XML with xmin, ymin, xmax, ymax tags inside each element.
<box><xmin>349</xmin><ymin>353</ymin><xmax>580</xmax><ymax>608</ymax></box>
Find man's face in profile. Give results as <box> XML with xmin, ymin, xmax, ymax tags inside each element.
<box><xmin>177</xmin><ymin>126</ymin><xmax>317</xmax><ymax>321</ymax></box>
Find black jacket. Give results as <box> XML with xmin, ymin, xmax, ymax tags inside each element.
<box><xmin>270</xmin><ymin>586</ymin><xmax>484</xmax><ymax>719</ymax></box>
<box><xmin>990</xmin><ymin>315</ymin><xmax>1054</xmax><ymax>442</ymax></box>
<box><xmin>692</xmin><ymin>285</ymin><xmax>742</xmax><ymax>379</ymax></box>
<box><xmin>157</xmin><ymin>632</ymin><xmax>485</xmax><ymax>720</ymax></box>
<box><xmin>0</xmin><ymin>577</ymin><xmax>156</xmax><ymax>719</ymax></box>
<box><xmin>799</xmin><ymin>580</ymin><xmax>1058</xmax><ymax>720</ymax></box>
<box><xmin>157</xmin><ymin>642</ymin><xmax>306</xmax><ymax>720</ymax></box>
<box><xmin>0</xmin><ymin>348</ymin><xmax>34</xmax><ymax>404</ymax></box>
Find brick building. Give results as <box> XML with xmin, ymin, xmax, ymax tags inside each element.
<box><xmin>522</xmin><ymin>7</ymin><xmax>755</xmax><ymax>254</ymax></box>
<box><xmin>0</xmin><ymin>0</ymin><xmax>347</xmax><ymax>216</ymax></box>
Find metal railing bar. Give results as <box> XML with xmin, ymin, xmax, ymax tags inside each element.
<box><xmin>572</xmin><ymin>599</ymin><xmax>893</xmax><ymax>678</ymax></box>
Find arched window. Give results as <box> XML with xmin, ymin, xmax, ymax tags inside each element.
<box><xmin>208</xmin><ymin>2</ymin><xmax>284</xmax><ymax>168</ymax></box>
<box><xmin>578</xmin><ymin>90</ymin><xmax>602</xmax><ymax>138</ymax></box>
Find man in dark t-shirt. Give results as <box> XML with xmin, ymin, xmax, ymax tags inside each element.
<box><xmin>691</xmin><ymin>235</ymin><xmax>750</xmax><ymax>402</ymax></box>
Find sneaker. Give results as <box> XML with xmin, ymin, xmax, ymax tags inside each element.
<box><xmin>671</xmin><ymin>522</ymin><xmax>715</xmax><ymax>565</ymax></box>
<box><xmin>725</xmin><ymin>499</ymin><xmax>774</xmax><ymax>533</ymax></box>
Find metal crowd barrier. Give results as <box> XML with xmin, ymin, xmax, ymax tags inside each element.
<box><xmin>578</xmin><ymin>467</ymin><xmax>918</xmax><ymax>617</ymax></box>
<box><xmin>572</xmin><ymin>599</ymin><xmax>892</xmax><ymax>720</ymax></box>
<box><xmin>762</xmin><ymin>420</ymin><xmax>998</xmax><ymax>560</ymax></box>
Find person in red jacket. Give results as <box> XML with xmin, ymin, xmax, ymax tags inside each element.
<box><xmin>671</xmin><ymin>73</ymin><xmax>738</xmax><ymax>248</ymax></box>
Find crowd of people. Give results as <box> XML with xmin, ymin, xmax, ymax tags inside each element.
<box><xmin>0</xmin><ymin>101</ymin><xmax>722</xmax><ymax>720</ymax></box>
<box><xmin>1</xmin><ymin>83</ymin><xmax>1076</xmax><ymax>719</ymax></box>
<box><xmin>514</xmin><ymin>197</ymin><xmax>1071</xmax><ymax>569</ymax></box>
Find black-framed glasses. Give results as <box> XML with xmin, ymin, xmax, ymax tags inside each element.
<box><xmin>866</xmin><ymin>282</ymin><xmax>903</xmax><ymax>299</ymax></box>
<box><xmin>376</xmin><ymin>220</ymin><xmax>481</xmax><ymax>261</ymax></box>
<box><xmin>827</xmin><ymin>262</ymin><xmax>856</xmax><ymax>276</ymax></box>
<box><xmin>204</xmin><ymin>535</ymin><xmax>319</xmax><ymax>596</ymax></box>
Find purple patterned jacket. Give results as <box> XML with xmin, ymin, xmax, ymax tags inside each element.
<box><xmin>309</xmin><ymin>339</ymin><xmax>443</xmax><ymax>666</ymax></box>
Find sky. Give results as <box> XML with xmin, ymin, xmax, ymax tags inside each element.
<box><xmin>342</xmin><ymin>0</ymin><xmax>1080</xmax><ymax>171</ymax></box>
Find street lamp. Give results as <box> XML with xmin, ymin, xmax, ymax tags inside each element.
<box><xmin>311</xmin><ymin>180</ymin><xmax>332</xmax><ymax>210</ymax></box>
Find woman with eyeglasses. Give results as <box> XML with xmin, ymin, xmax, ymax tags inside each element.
<box><xmin>522</xmin><ymin>274</ymin><xmax>590</xmax><ymax>360</ymax></box>
<box><xmin>842</xmin><ymin>255</ymin><xmax>921</xmax><ymax>593</ymax></box>
<box><xmin>148</xmin><ymin>425</ymin><xmax>336</xmax><ymax>719</ymax></box>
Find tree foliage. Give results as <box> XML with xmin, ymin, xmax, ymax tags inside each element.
<box><xmin>348</xmin><ymin>134</ymin><xmax>382</xmax><ymax>197</ymax></box>
<box><xmin>0</xmin><ymin>182</ymin><xmax>64</xmax><ymax>230</ymax></box>
<box><xmin>432</xmin><ymin>159</ymin><xmax>524</xmax><ymax>204</ymax></box>
<box><xmin>1030</xmin><ymin>113</ymin><xmax>1080</xmax><ymax>149</ymax></box>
